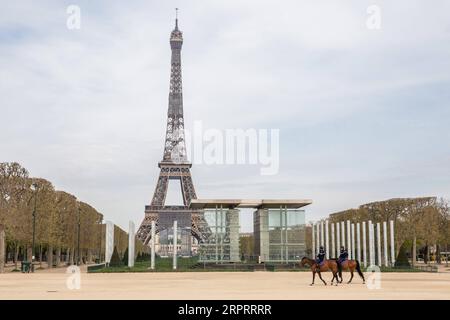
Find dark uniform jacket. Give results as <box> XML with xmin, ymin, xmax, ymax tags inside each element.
<box><xmin>338</xmin><ymin>250</ymin><xmax>348</xmax><ymax>263</ymax></box>
<box><xmin>316</xmin><ymin>249</ymin><xmax>326</xmax><ymax>264</ymax></box>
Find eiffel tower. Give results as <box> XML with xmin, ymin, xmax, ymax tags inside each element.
<box><xmin>137</xmin><ymin>14</ymin><xmax>204</xmax><ymax>247</ymax></box>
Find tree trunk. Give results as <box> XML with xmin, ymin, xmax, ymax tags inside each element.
<box><xmin>5</xmin><ymin>242</ymin><xmax>10</xmax><ymax>265</ymax></box>
<box><xmin>39</xmin><ymin>245</ymin><xmax>43</xmax><ymax>268</ymax></box>
<box><xmin>47</xmin><ymin>245</ymin><xmax>53</xmax><ymax>269</ymax></box>
<box><xmin>66</xmin><ymin>248</ymin><xmax>70</xmax><ymax>264</ymax></box>
<box><xmin>426</xmin><ymin>243</ymin><xmax>430</xmax><ymax>264</ymax></box>
<box><xmin>14</xmin><ymin>244</ymin><xmax>19</xmax><ymax>270</ymax></box>
<box><xmin>412</xmin><ymin>236</ymin><xmax>417</xmax><ymax>267</ymax></box>
<box><xmin>0</xmin><ymin>225</ymin><xmax>5</xmax><ymax>273</ymax></box>
<box><xmin>70</xmin><ymin>248</ymin><xmax>74</xmax><ymax>265</ymax></box>
<box><xmin>55</xmin><ymin>247</ymin><xmax>61</xmax><ymax>266</ymax></box>
<box><xmin>436</xmin><ymin>244</ymin><xmax>441</xmax><ymax>264</ymax></box>
<box><xmin>87</xmin><ymin>249</ymin><xmax>92</xmax><ymax>264</ymax></box>
<box><xmin>27</xmin><ymin>245</ymin><xmax>32</xmax><ymax>262</ymax></box>
<box><xmin>12</xmin><ymin>244</ymin><xmax>16</xmax><ymax>263</ymax></box>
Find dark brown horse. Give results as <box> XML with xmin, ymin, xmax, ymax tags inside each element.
<box><xmin>336</xmin><ymin>259</ymin><xmax>365</xmax><ymax>284</ymax></box>
<box><xmin>300</xmin><ymin>257</ymin><xmax>340</xmax><ymax>286</ymax></box>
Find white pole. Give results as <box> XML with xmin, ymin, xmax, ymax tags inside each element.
<box><xmin>390</xmin><ymin>220</ymin><xmax>395</xmax><ymax>266</ymax></box>
<box><xmin>128</xmin><ymin>221</ymin><xmax>135</xmax><ymax>268</ymax></box>
<box><xmin>173</xmin><ymin>220</ymin><xmax>177</xmax><ymax>270</ymax></box>
<box><xmin>316</xmin><ymin>222</ymin><xmax>319</xmax><ymax>251</ymax></box>
<box><xmin>336</xmin><ymin>222</ymin><xmax>340</xmax><ymax>258</ymax></box>
<box><xmin>312</xmin><ymin>223</ymin><xmax>316</xmax><ymax>258</ymax></box>
<box><xmin>362</xmin><ymin>221</ymin><xmax>367</xmax><ymax>267</ymax></box>
<box><xmin>331</xmin><ymin>223</ymin><xmax>335</xmax><ymax>259</ymax></box>
<box><xmin>356</xmin><ymin>223</ymin><xmax>361</xmax><ymax>262</ymax></box>
<box><xmin>383</xmin><ymin>221</ymin><xmax>388</xmax><ymax>267</ymax></box>
<box><xmin>371</xmin><ymin>221</ymin><xmax>376</xmax><ymax>266</ymax></box>
<box><xmin>371</xmin><ymin>222</ymin><xmax>376</xmax><ymax>266</ymax></box>
<box><xmin>347</xmin><ymin>220</ymin><xmax>351</xmax><ymax>259</ymax></box>
<box><xmin>151</xmin><ymin>221</ymin><xmax>155</xmax><ymax>270</ymax></box>
<box><xmin>320</xmin><ymin>220</ymin><xmax>324</xmax><ymax>248</ymax></box>
<box><xmin>316</xmin><ymin>223</ymin><xmax>320</xmax><ymax>254</ymax></box>
<box><xmin>351</xmin><ymin>223</ymin><xmax>355</xmax><ymax>260</ymax></box>
<box><xmin>368</xmin><ymin>220</ymin><xmax>373</xmax><ymax>266</ymax></box>
<box><xmin>105</xmin><ymin>221</ymin><xmax>114</xmax><ymax>265</ymax></box>
<box><xmin>376</xmin><ymin>222</ymin><xmax>382</xmax><ymax>267</ymax></box>
<box><xmin>341</xmin><ymin>221</ymin><xmax>346</xmax><ymax>250</ymax></box>
<box><xmin>325</xmin><ymin>220</ymin><xmax>329</xmax><ymax>259</ymax></box>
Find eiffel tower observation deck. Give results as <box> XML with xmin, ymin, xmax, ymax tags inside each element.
<box><xmin>137</xmin><ymin>13</ymin><xmax>205</xmax><ymax>252</ymax></box>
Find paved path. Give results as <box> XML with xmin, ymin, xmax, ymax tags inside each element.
<box><xmin>1</xmin><ymin>271</ymin><xmax>449</xmax><ymax>299</ymax></box>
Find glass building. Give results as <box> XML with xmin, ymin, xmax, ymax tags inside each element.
<box><xmin>254</xmin><ymin>208</ymin><xmax>306</xmax><ymax>263</ymax></box>
<box><xmin>189</xmin><ymin>199</ymin><xmax>311</xmax><ymax>264</ymax></box>
<box><xmin>196</xmin><ymin>207</ymin><xmax>240</xmax><ymax>263</ymax></box>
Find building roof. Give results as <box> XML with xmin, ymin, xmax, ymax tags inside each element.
<box><xmin>189</xmin><ymin>199</ymin><xmax>312</xmax><ymax>209</ymax></box>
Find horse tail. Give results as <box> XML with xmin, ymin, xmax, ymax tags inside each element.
<box><xmin>356</xmin><ymin>260</ymin><xmax>365</xmax><ymax>281</ymax></box>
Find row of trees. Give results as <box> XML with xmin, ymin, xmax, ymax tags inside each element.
<box><xmin>103</xmin><ymin>224</ymin><xmax>149</xmax><ymax>263</ymax></box>
<box><xmin>327</xmin><ymin>197</ymin><xmax>450</xmax><ymax>265</ymax></box>
<box><xmin>0</xmin><ymin>162</ymin><xmax>147</xmax><ymax>270</ymax></box>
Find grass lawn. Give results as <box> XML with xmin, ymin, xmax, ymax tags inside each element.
<box><xmin>89</xmin><ymin>257</ymin><xmax>203</xmax><ymax>273</ymax></box>
<box><xmin>88</xmin><ymin>257</ymin><xmax>437</xmax><ymax>273</ymax></box>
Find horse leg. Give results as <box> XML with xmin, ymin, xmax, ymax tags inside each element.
<box><xmin>337</xmin><ymin>263</ymin><xmax>342</xmax><ymax>283</ymax></box>
<box><xmin>330</xmin><ymin>268</ymin><xmax>335</xmax><ymax>284</ymax></box>
<box><xmin>331</xmin><ymin>272</ymin><xmax>338</xmax><ymax>286</ymax></box>
<box><xmin>347</xmin><ymin>270</ymin><xmax>354</xmax><ymax>284</ymax></box>
<box><xmin>334</xmin><ymin>266</ymin><xmax>340</xmax><ymax>286</ymax></box>
<box><xmin>310</xmin><ymin>271</ymin><xmax>315</xmax><ymax>286</ymax></box>
<box><xmin>317</xmin><ymin>271</ymin><xmax>327</xmax><ymax>285</ymax></box>
<box><xmin>356</xmin><ymin>261</ymin><xmax>366</xmax><ymax>284</ymax></box>
<box><xmin>360</xmin><ymin>272</ymin><xmax>365</xmax><ymax>284</ymax></box>
<box><xmin>330</xmin><ymin>265</ymin><xmax>338</xmax><ymax>286</ymax></box>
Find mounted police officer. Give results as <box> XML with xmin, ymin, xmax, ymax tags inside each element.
<box><xmin>315</xmin><ymin>246</ymin><xmax>326</xmax><ymax>270</ymax></box>
<box><xmin>337</xmin><ymin>246</ymin><xmax>348</xmax><ymax>273</ymax></box>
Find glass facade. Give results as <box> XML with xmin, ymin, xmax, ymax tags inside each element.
<box><xmin>268</xmin><ymin>209</ymin><xmax>306</xmax><ymax>262</ymax></box>
<box><xmin>158</xmin><ymin>226</ymin><xmax>192</xmax><ymax>257</ymax></box>
<box><xmin>158</xmin><ymin>212</ymin><xmax>191</xmax><ymax>256</ymax></box>
<box><xmin>254</xmin><ymin>207</ymin><xmax>306</xmax><ymax>263</ymax></box>
<box><xmin>197</xmin><ymin>207</ymin><xmax>240</xmax><ymax>263</ymax></box>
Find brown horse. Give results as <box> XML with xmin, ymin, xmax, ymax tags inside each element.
<box><xmin>336</xmin><ymin>259</ymin><xmax>365</xmax><ymax>284</ymax></box>
<box><xmin>300</xmin><ymin>257</ymin><xmax>340</xmax><ymax>286</ymax></box>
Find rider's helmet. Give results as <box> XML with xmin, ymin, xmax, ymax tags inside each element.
<box><xmin>319</xmin><ymin>246</ymin><xmax>324</xmax><ymax>252</ymax></box>
<box><xmin>340</xmin><ymin>246</ymin><xmax>345</xmax><ymax>252</ymax></box>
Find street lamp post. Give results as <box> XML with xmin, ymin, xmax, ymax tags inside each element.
<box><xmin>77</xmin><ymin>205</ymin><xmax>81</xmax><ymax>266</ymax></box>
<box><xmin>31</xmin><ymin>183</ymin><xmax>38</xmax><ymax>272</ymax></box>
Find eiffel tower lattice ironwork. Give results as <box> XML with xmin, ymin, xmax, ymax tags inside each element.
<box><xmin>137</xmin><ymin>16</ymin><xmax>206</xmax><ymax>245</ymax></box>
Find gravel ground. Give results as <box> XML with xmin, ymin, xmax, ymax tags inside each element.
<box><xmin>1</xmin><ymin>268</ymin><xmax>449</xmax><ymax>300</ymax></box>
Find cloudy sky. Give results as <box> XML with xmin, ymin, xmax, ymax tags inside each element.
<box><xmin>1</xmin><ymin>1</ymin><xmax>449</xmax><ymax>232</ymax></box>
